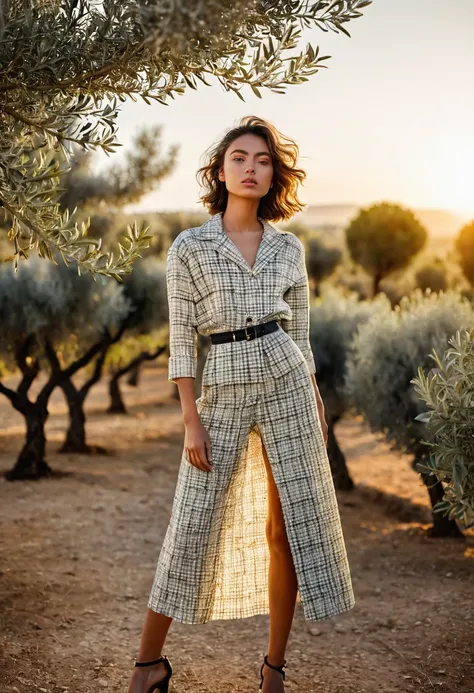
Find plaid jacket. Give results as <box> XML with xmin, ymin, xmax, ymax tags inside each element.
<box><xmin>166</xmin><ymin>211</ymin><xmax>316</xmax><ymax>385</ymax></box>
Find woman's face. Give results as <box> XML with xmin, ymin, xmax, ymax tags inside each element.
<box><xmin>218</xmin><ymin>133</ymin><xmax>274</xmax><ymax>201</ymax></box>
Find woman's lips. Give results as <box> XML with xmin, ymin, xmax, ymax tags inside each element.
<box><xmin>242</xmin><ymin>181</ymin><xmax>257</xmax><ymax>186</ymax></box>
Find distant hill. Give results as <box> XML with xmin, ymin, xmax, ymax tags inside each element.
<box><xmin>292</xmin><ymin>204</ymin><xmax>469</xmax><ymax>238</ymax></box>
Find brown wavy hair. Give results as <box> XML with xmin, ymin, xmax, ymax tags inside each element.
<box><xmin>196</xmin><ymin>115</ymin><xmax>307</xmax><ymax>222</ymax></box>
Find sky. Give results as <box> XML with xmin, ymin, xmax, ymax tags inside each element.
<box><xmin>93</xmin><ymin>0</ymin><xmax>474</xmax><ymax>219</ymax></box>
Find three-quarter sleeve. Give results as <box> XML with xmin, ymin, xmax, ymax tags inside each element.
<box><xmin>166</xmin><ymin>246</ymin><xmax>198</xmax><ymax>383</ymax></box>
<box><xmin>281</xmin><ymin>240</ymin><xmax>316</xmax><ymax>375</ymax></box>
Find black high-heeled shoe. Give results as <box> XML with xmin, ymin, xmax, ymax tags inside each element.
<box><xmin>259</xmin><ymin>654</ymin><xmax>286</xmax><ymax>690</ymax></box>
<box><xmin>134</xmin><ymin>654</ymin><xmax>172</xmax><ymax>693</ymax></box>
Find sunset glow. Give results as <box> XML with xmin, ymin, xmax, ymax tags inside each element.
<box><xmin>91</xmin><ymin>0</ymin><xmax>474</xmax><ymax>227</ymax></box>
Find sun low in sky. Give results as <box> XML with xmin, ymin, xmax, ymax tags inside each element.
<box><xmin>93</xmin><ymin>0</ymin><xmax>474</xmax><ymax>222</ymax></box>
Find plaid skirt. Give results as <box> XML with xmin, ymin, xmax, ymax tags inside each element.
<box><xmin>147</xmin><ymin>358</ymin><xmax>355</xmax><ymax>624</ymax></box>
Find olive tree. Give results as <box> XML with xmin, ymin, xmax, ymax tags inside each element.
<box><xmin>0</xmin><ymin>0</ymin><xmax>371</xmax><ymax>278</ymax></box>
<box><xmin>309</xmin><ymin>287</ymin><xmax>380</xmax><ymax>489</ymax></box>
<box><xmin>455</xmin><ymin>219</ymin><xmax>474</xmax><ymax>288</ymax></box>
<box><xmin>345</xmin><ymin>289</ymin><xmax>474</xmax><ymax>537</ymax></box>
<box><xmin>58</xmin><ymin>125</ymin><xmax>178</xmax><ymax>216</ymax></box>
<box><xmin>282</xmin><ymin>221</ymin><xmax>342</xmax><ymax>295</ymax></box>
<box><xmin>345</xmin><ymin>202</ymin><xmax>428</xmax><ymax>296</ymax></box>
<box><xmin>0</xmin><ymin>257</ymin><xmax>129</xmax><ymax>479</ymax></box>
<box><xmin>106</xmin><ymin>257</ymin><xmax>168</xmax><ymax>414</ymax></box>
<box><xmin>50</xmin><ymin>262</ymin><xmax>131</xmax><ymax>454</ymax></box>
<box><xmin>412</xmin><ymin>329</ymin><xmax>474</xmax><ymax>527</ymax></box>
<box><xmin>307</xmin><ymin>236</ymin><xmax>342</xmax><ymax>296</ymax></box>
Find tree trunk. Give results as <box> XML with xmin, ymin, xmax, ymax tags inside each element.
<box><xmin>59</xmin><ymin>379</ymin><xmax>90</xmax><ymax>453</ymax></box>
<box><xmin>2</xmin><ymin>336</ymin><xmax>57</xmax><ymax>481</ymax></box>
<box><xmin>59</xmin><ymin>400</ymin><xmax>106</xmax><ymax>454</ymax></box>
<box><xmin>59</xmin><ymin>380</ymin><xmax>106</xmax><ymax>455</ymax></box>
<box><xmin>419</xmin><ymin>467</ymin><xmax>464</xmax><ymax>538</ymax></box>
<box><xmin>127</xmin><ymin>362</ymin><xmax>141</xmax><ymax>387</ymax></box>
<box><xmin>108</xmin><ymin>372</ymin><xmax>127</xmax><ymax>414</ymax></box>
<box><xmin>5</xmin><ymin>407</ymin><xmax>52</xmax><ymax>481</ymax></box>
<box><xmin>107</xmin><ymin>346</ymin><xmax>166</xmax><ymax>415</ymax></box>
<box><xmin>326</xmin><ymin>415</ymin><xmax>354</xmax><ymax>491</ymax></box>
<box><xmin>46</xmin><ymin>338</ymin><xmax>112</xmax><ymax>454</ymax></box>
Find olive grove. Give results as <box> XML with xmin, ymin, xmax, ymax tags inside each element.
<box><xmin>345</xmin><ymin>289</ymin><xmax>474</xmax><ymax>537</ymax></box>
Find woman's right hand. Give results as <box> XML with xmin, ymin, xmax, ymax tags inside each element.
<box><xmin>183</xmin><ymin>416</ymin><xmax>213</xmax><ymax>472</ymax></box>
<box><xmin>173</xmin><ymin>377</ymin><xmax>213</xmax><ymax>472</ymax></box>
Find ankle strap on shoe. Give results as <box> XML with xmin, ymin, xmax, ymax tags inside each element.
<box><xmin>264</xmin><ymin>654</ymin><xmax>286</xmax><ymax>680</ymax></box>
<box><xmin>135</xmin><ymin>655</ymin><xmax>167</xmax><ymax>667</ymax></box>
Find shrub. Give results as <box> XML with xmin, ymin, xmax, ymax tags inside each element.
<box><xmin>309</xmin><ymin>287</ymin><xmax>382</xmax><ymax>489</ymax></box>
<box><xmin>415</xmin><ymin>258</ymin><xmax>449</xmax><ymax>293</ymax></box>
<box><xmin>345</xmin><ymin>289</ymin><xmax>474</xmax><ymax>534</ymax></box>
<box><xmin>412</xmin><ymin>329</ymin><xmax>474</xmax><ymax>525</ymax></box>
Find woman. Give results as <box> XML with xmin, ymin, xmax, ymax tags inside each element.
<box><xmin>128</xmin><ymin>116</ymin><xmax>355</xmax><ymax>693</ymax></box>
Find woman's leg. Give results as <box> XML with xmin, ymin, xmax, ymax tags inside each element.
<box><xmin>137</xmin><ymin>609</ymin><xmax>173</xmax><ymax>660</ymax></box>
<box><xmin>261</xmin><ymin>440</ymin><xmax>298</xmax><ymax>689</ymax></box>
<box><xmin>127</xmin><ymin>610</ymin><xmax>173</xmax><ymax>693</ymax></box>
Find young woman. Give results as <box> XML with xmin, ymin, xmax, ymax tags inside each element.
<box><xmin>128</xmin><ymin>115</ymin><xmax>355</xmax><ymax>693</ymax></box>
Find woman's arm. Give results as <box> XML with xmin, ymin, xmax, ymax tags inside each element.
<box><xmin>281</xmin><ymin>238</ymin><xmax>317</xmax><ymax>376</ymax></box>
<box><xmin>282</xmin><ymin>239</ymin><xmax>328</xmax><ymax>446</ymax></box>
<box><xmin>174</xmin><ymin>377</ymin><xmax>213</xmax><ymax>472</ymax></box>
<box><xmin>166</xmin><ymin>247</ymin><xmax>198</xmax><ymax>382</ymax></box>
<box><xmin>166</xmin><ymin>246</ymin><xmax>213</xmax><ymax>471</ymax></box>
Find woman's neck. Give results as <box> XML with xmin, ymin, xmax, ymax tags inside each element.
<box><xmin>222</xmin><ymin>197</ymin><xmax>261</xmax><ymax>232</ymax></box>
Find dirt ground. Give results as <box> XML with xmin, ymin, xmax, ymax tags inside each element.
<box><xmin>1</xmin><ymin>364</ymin><xmax>473</xmax><ymax>693</ymax></box>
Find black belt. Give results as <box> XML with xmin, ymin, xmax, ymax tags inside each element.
<box><xmin>210</xmin><ymin>319</ymin><xmax>280</xmax><ymax>344</ymax></box>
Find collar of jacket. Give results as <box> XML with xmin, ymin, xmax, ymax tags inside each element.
<box><xmin>198</xmin><ymin>211</ymin><xmax>287</xmax><ymax>277</ymax></box>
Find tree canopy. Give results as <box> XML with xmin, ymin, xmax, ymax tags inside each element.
<box><xmin>345</xmin><ymin>201</ymin><xmax>428</xmax><ymax>296</ymax></box>
<box><xmin>455</xmin><ymin>220</ymin><xmax>474</xmax><ymax>287</ymax></box>
<box><xmin>0</xmin><ymin>0</ymin><xmax>371</xmax><ymax>279</ymax></box>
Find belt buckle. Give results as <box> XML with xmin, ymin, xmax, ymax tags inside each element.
<box><xmin>244</xmin><ymin>324</ymin><xmax>257</xmax><ymax>341</ymax></box>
